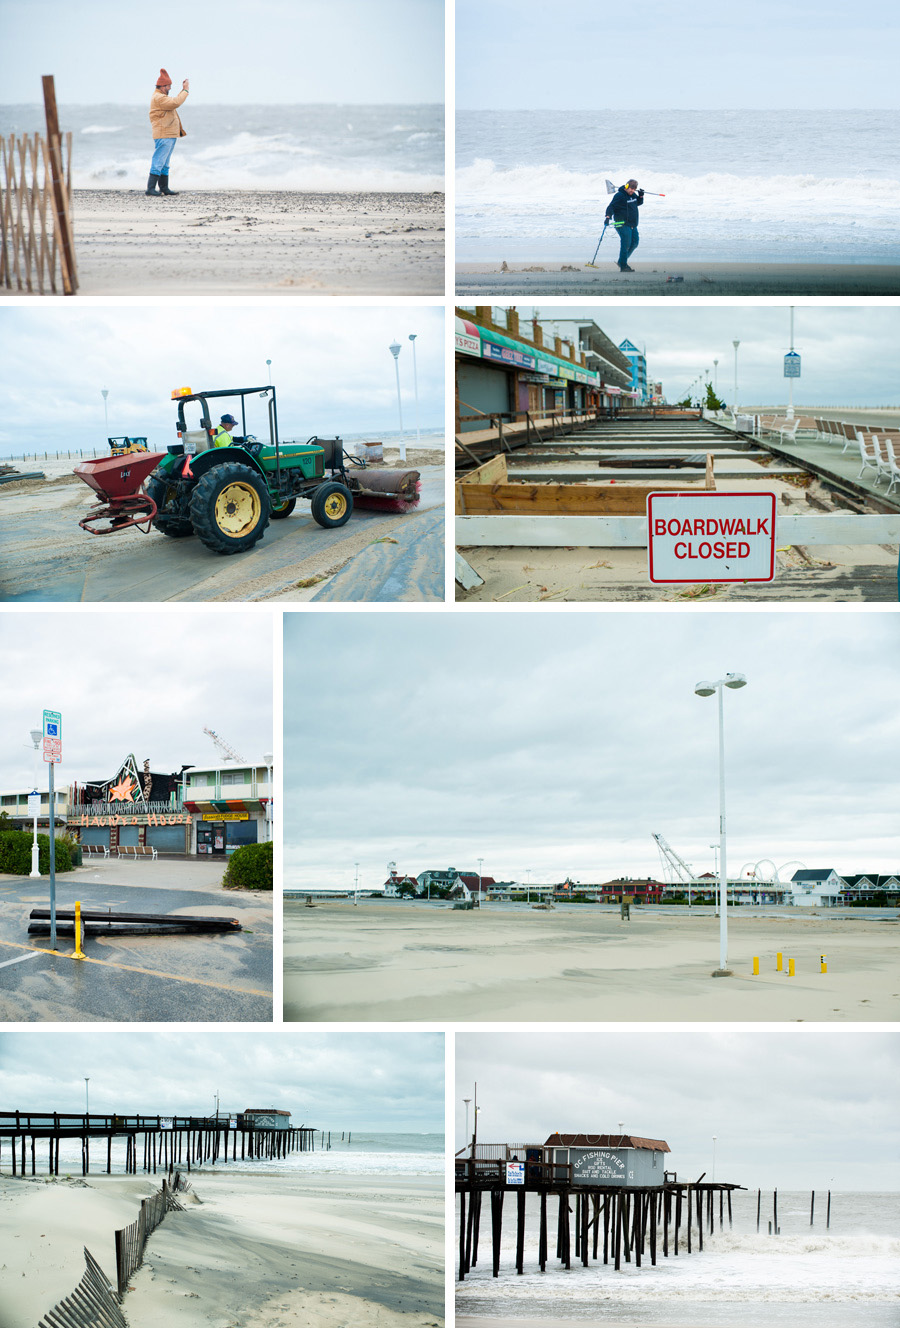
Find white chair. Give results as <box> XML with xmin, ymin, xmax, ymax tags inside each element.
<box><xmin>883</xmin><ymin>438</ymin><xmax>900</xmax><ymax>497</ymax></box>
<box><xmin>856</xmin><ymin>432</ymin><xmax>881</xmax><ymax>482</ymax></box>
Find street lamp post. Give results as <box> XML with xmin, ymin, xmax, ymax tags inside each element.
<box><xmin>463</xmin><ymin>1097</ymin><xmax>471</xmax><ymax>1151</ymax></box>
<box><xmin>263</xmin><ymin>750</ymin><xmax>273</xmax><ymax>842</ymax></box>
<box><xmin>354</xmin><ymin>861</ymin><xmax>360</xmax><ymax>907</ymax></box>
<box><xmin>713</xmin><ymin>358</ymin><xmax>719</xmax><ymax>393</ymax></box>
<box><xmin>712</xmin><ymin>1135</ymin><xmax>717</xmax><ymax>1182</ymax></box>
<box><xmin>28</xmin><ymin>728</ymin><xmax>42</xmax><ymax>878</ymax></box>
<box><xmin>408</xmin><ymin>334</ymin><xmax>421</xmax><ymax>451</ymax></box>
<box><xmin>478</xmin><ymin>856</ymin><xmax>484</xmax><ymax>907</ymax></box>
<box><xmin>266</xmin><ymin>358</ymin><xmax>272</xmax><ymax>384</ymax></box>
<box><xmin>85</xmin><ymin>1078</ymin><xmax>90</xmax><ymax>1115</ymax></box>
<box><xmin>786</xmin><ymin>306</ymin><xmax>795</xmax><ymax>420</ymax></box>
<box><xmin>732</xmin><ymin>341</ymin><xmax>740</xmax><ymax>419</ymax></box>
<box><xmin>101</xmin><ymin>389</ymin><xmax>109</xmax><ymax>438</ymax></box>
<box><xmin>388</xmin><ymin>341</ymin><xmax>407</xmax><ymax>464</ymax></box>
<box><xmin>694</xmin><ymin>673</ymin><xmax>748</xmax><ymax>976</ymax></box>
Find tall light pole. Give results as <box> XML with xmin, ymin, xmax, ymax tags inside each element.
<box><xmin>266</xmin><ymin>358</ymin><xmax>272</xmax><ymax>384</ymax></box>
<box><xmin>408</xmin><ymin>334</ymin><xmax>421</xmax><ymax>451</ymax></box>
<box><xmin>713</xmin><ymin>358</ymin><xmax>719</xmax><ymax>392</ymax></box>
<box><xmin>712</xmin><ymin>1135</ymin><xmax>717</xmax><ymax>1182</ymax></box>
<box><xmin>463</xmin><ymin>1097</ymin><xmax>471</xmax><ymax>1151</ymax></box>
<box><xmin>85</xmin><ymin>1078</ymin><xmax>90</xmax><ymax>1115</ymax></box>
<box><xmin>786</xmin><ymin>306</ymin><xmax>795</xmax><ymax>420</ymax></box>
<box><xmin>28</xmin><ymin>728</ymin><xmax>42</xmax><ymax>878</ymax></box>
<box><xmin>263</xmin><ymin>750</ymin><xmax>273</xmax><ymax>842</ymax></box>
<box><xmin>354</xmin><ymin>860</ymin><xmax>360</xmax><ymax>907</ymax></box>
<box><xmin>694</xmin><ymin>673</ymin><xmax>748</xmax><ymax>976</ymax></box>
<box><xmin>388</xmin><ymin>341</ymin><xmax>406</xmax><ymax>464</ymax></box>
<box><xmin>101</xmin><ymin>388</ymin><xmax>109</xmax><ymax>437</ymax></box>
<box><xmin>732</xmin><ymin>340</ymin><xmax>740</xmax><ymax>418</ymax></box>
<box><xmin>478</xmin><ymin>856</ymin><xmax>484</xmax><ymax>906</ymax></box>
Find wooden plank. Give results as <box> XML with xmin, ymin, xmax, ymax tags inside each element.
<box><xmin>456</xmin><ymin>512</ymin><xmax>900</xmax><ymax>548</ymax></box>
<box><xmin>457</xmin><ymin>483</ymin><xmax>662</xmax><ymax>516</ymax></box>
<box><xmin>456</xmin><ymin>455</ymin><xmax>508</xmax><ymax>513</ymax></box>
<box><xmin>42</xmin><ymin>75</ymin><xmax>77</xmax><ymax>294</ymax></box>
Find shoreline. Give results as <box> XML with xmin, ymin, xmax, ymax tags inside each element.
<box><xmin>455</xmin><ymin>261</ymin><xmax>900</xmax><ymax>295</ymax></box>
<box><xmin>0</xmin><ymin>190</ymin><xmax>445</xmax><ymax>296</ymax></box>
<box><xmin>0</xmin><ymin>1168</ymin><xmax>444</xmax><ymax>1328</ymax></box>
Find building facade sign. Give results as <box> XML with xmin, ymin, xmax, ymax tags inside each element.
<box><xmin>482</xmin><ymin>341</ymin><xmax>536</xmax><ymax>370</ymax></box>
<box><xmin>202</xmin><ymin>813</ymin><xmax>249</xmax><ymax>822</ymax></box>
<box><xmin>70</xmin><ymin>812</ymin><xmax>190</xmax><ymax>826</ymax></box>
<box><xmin>571</xmin><ymin>1149</ymin><xmax>627</xmax><ymax>1183</ymax></box>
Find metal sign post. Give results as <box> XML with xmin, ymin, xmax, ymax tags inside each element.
<box><xmin>42</xmin><ymin>709</ymin><xmax>62</xmax><ymax>950</ymax></box>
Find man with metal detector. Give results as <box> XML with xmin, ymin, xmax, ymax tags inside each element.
<box><xmin>605</xmin><ymin>179</ymin><xmax>643</xmax><ymax>273</ymax></box>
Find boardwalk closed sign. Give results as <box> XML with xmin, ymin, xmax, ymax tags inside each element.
<box><xmin>647</xmin><ymin>492</ymin><xmax>777</xmax><ymax>584</ymax></box>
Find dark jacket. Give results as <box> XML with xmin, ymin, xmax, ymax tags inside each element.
<box><xmin>605</xmin><ymin>186</ymin><xmax>643</xmax><ymax>227</ymax></box>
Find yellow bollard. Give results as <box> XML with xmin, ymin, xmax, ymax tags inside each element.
<box><xmin>73</xmin><ymin>900</ymin><xmax>86</xmax><ymax>960</ymax></box>
<box><xmin>776</xmin><ymin>952</ymin><xmax>783</xmax><ymax>972</ymax></box>
<box><xmin>788</xmin><ymin>958</ymin><xmax>795</xmax><ymax>977</ymax></box>
<box><xmin>820</xmin><ymin>954</ymin><xmax>827</xmax><ymax>974</ymax></box>
<box><xmin>752</xmin><ymin>956</ymin><xmax>759</xmax><ymax>975</ymax></box>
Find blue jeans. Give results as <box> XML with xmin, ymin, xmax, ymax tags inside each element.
<box><xmin>617</xmin><ymin>225</ymin><xmax>639</xmax><ymax>266</ymax></box>
<box><xmin>150</xmin><ymin>138</ymin><xmax>177</xmax><ymax>175</ymax></box>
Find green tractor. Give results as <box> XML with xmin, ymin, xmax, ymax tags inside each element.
<box><xmin>72</xmin><ymin>384</ymin><xmax>422</xmax><ymax>555</ymax></box>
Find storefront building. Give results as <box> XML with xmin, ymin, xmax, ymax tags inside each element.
<box><xmin>2</xmin><ymin>752</ymin><xmax>273</xmax><ymax>857</ymax></box>
<box><xmin>455</xmin><ymin>307</ymin><xmax>632</xmax><ymax>431</ymax></box>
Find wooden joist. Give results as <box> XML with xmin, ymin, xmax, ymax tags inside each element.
<box><xmin>456</xmin><ymin>512</ymin><xmax>900</xmax><ymax>548</ymax></box>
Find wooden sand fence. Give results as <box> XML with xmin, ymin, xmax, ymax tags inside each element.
<box><xmin>36</xmin><ymin>1247</ymin><xmax>126</xmax><ymax>1328</ymax></box>
<box><xmin>113</xmin><ymin>1173</ymin><xmax>185</xmax><ymax>1296</ymax></box>
<box><xmin>0</xmin><ymin>75</ymin><xmax>78</xmax><ymax>294</ymax></box>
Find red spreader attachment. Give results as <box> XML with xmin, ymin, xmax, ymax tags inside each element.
<box><xmin>74</xmin><ymin>452</ymin><xmax>167</xmax><ymax>535</ymax></box>
<box><xmin>351</xmin><ymin>468</ymin><xmax>421</xmax><ymax>514</ymax></box>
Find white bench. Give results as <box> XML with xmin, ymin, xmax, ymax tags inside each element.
<box><xmin>83</xmin><ymin>844</ymin><xmax>109</xmax><ymax>858</ymax></box>
<box><xmin>116</xmin><ymin>845</ymin><xmax>158</xmax><ymax>861</ymax></box>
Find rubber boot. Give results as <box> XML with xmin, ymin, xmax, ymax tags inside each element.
<box><xmin>158</xmin><ymin>176</ymin><xmax>178</xmax><ymax>196</ymax></box>
<box><xmin>145</xmin><ymin>173</ymin><xmax>160</xmax><ymax>195</ymax></box>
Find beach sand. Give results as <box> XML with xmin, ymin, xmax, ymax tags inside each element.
<box><xmin>24</xmin><ymin>190</ymin><xmax>444</xmax><ymax>295</ymax></box>
<box><xmin>283</xmin><ymin>902</ymin><xmax>900</xmax><ymax>1023</ymax></box>
<box><xmin>458</xmin><ymin>1319</ymin><xmax>730</xmax><ymax>1328</ymax></box>
<box><xmin>0</xmin><ymin>1169</ymin><xmax>443</xmax><ymax>1328</ymax></box>
<box><xmin>455</xmin><ymin>261</ymin><xmax>900</xmax><ymax>296</ymax></box>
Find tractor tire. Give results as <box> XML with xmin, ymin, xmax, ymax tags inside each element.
<box><xmin>189</xmin><ymin>462</ymin><xmax>271</xmax><ymax>555</ymax></box>
<box><xmin>310</xmin><ymin>482</ymin><xmax>353</xmax><ymax>529</ymax></box>
<box><xmin>146</xmin><ymin>475</ymin><xmax>194</xmax><ymax>538</ymax></box>
<box><xmin>270</xmin><ymin>498</ymin><xmax>297</xmax><ymax>520</ymax></box>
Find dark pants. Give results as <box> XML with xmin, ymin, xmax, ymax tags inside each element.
<box><xmin>617</xmin><ymin>225</ymin><xmax>639</xmax><ymax>267</ymax></box>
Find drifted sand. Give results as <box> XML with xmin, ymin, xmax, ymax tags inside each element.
<box><xmin>52</xmin><ymin>190</ymin><xmax>444</xmax><ymax>294</ymax></box>
<box><xmin>455</xmin><ymin>261</ymin><xmax>900</xmax><ymax>295</ymax></box>
<box><xmin>283</xmin><ymin>902</ymin><xmax>900</xmax><ymax>1023</ymax></box>
<box><xmin>459</xmin><ymin>1320</ymin><xmax>730</xmax><ymax>1328</ymax></box>
<box><xmin>0</xmin><ymin>1170</ymin><xmax>443</xmax><ymax>1328</ymax></box>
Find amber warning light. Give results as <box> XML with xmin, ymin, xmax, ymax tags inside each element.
<box><xmin>171</xmin><ymin>386</ymin><xmax>193</xmax><ymax>399</ymax></box>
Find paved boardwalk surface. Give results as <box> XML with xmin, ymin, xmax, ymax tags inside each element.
<box><xmin>0</xmin><ymin>871</ymin><xmax>272</xmax><ymax>1022</ymax></box>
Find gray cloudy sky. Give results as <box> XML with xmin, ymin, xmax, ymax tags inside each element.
<box><xmin>0</xmin><ymin>1030</ymin><xmax>443</xmax><ymax>1130</ymax></box>
<box><xmin>457</xmin><ymin>1030</ymin><xmax>900</xmax><ymax>1189</ymax></box>
<box><xmin>457</xmin><ymin>0</ymin><xmax>898</xmax><ymax>109</ymax></box>
<box><xmin>1</xmin><ymin>0</ymin><xmax>443</xmax><ymax>105</ymax></box>
<box><xmin>283</xmin><ymin>611</ymin><xmax>899</xmax><ymax>891</ymax></box>
<box><xmin>0</xmin><ymin>612</ymin><xmax>272</xmax><ymax>791</ymax></box>
<box><xmin>0</xmin><ymin>307</ymin><xmax>444</xmax><ymax>458</ymax></box>
<box><xmin>531</xmin><ymin>306</ymin><xmax>900</xmax><ymax>409</ymax></box>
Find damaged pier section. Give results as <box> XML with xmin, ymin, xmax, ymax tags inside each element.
<box><xmin>456</xmin><ymin>1133</ymin><xmax>744</xmax><ymax>1281</ymax></box>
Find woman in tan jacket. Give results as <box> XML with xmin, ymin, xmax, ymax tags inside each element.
<box><xmin>147</xmin><ymin>68</ymin><xmax>189</xmax><ymax>196</ymax></box>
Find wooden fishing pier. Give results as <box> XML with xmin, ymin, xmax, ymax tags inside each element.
<box><xmin>456</xmin><ymin>1134</ymin><xmax>744</xmax><ymax>1281</ymax></box>
<box><xmin>0</xmin><ymin>1111</ymin><xmax>316</xmax><ymax>1176</ymax></box>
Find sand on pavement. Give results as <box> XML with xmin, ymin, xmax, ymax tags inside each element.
<box><xmin>455</xmin><ymin>261</ymin><xmax>900</xmax><ymax>296</ymax></box>
<box><xmin>283</xmin><ymin>902</ymin><xmax>900</xmax><ymax>1023</ymax></box>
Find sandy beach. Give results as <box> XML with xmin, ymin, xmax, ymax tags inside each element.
<box><xmin>0</xmin><ymin>1168</ymin><xmax>443</xmax><ymax>1328</ymax></box>
<box><xmin>455</xmin><ymin>262</ymin><xmax>900</xmax><ymax>296</ymax></box>
<box><xmin>31</xmin><ymin>190</ymin><xmax>444</xmax><ymax>295</ymax></box>
<box><xmin>283</xmin><ymin>902</ymin><xmax>899</xmax><ymax>1023</ymax></box>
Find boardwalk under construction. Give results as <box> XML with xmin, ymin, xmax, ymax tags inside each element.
<box><xmin>0</xmin><ymin>1111</ymin><xmax>315</xmax><ymax>1176</ymax></box>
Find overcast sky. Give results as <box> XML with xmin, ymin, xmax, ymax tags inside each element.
<box><xmin>528</xmin><ymin>306</ymin><xmax>900</xmax><ymax>409</ymax></box>
<box><xmin>0</xmin><ymin>307</ymin><xmax>443</xmax><ymax>458</ymax></box>
<box><xmin>1</xmin><ymin>0</ymin><xmax>443</xmax><ymax>105</ymax></box>
<box><xmin>457</xmin><ymin>1030</ymin><xmax>900</xmax><ymax>1189</ymax></box>
<box><xmin>283</xmin><ymin>611</ymin><xmax>899</xmax><ymax>891</ymax></box>
<box><xmin>457</xmin><ymin>0</ymin><xmax>898</xmax><ymax>109</ymax></box>
<box><xmin>0</xmin><ymin>612</ymin><xmax>272</xmax><ymax>790</ymax></box>
<box><xmin>0</xmin><ymin>1030</ymin><xmax>443</xmax><ymax>1130</ymax></box>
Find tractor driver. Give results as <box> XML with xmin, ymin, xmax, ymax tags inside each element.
<box><xmin>214</xmin><ymin>413</ymin><xmax>240</xmax><ymax>447</ymax></box>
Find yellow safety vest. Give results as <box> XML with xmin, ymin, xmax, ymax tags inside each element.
<box><xmin>214</xmin><ymin>427</ymin><xmax>234</xmax><ymax>447</ymax></box>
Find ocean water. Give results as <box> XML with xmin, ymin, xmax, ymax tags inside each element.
<box><xmin>14</xmin><ymin>1130</ymin><xmax>443</xmax><ymax>1179</ymax></box>
<box><xmin>0</xmin><ymin>103</ymin><xmax>443</xmax><ymax>192</ymax></box>
<box><xmin>456</xmin><ymin>1189</ymin><xmax>900</xmax><ymax>1327</ymax></box>
<box><xmin>457</xmin><ymin>109</ymin><xmax>900</xmax><ymax>264</ymax></box>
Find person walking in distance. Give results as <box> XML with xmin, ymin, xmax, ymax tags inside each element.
<box><xmin>147</xmin><ymin>68</ymin><xmax>189</xmax><ymax>196</ymax></box>
<box><xmin>605</xmin><ymin>178</ymin><xmax>643</xmax><ymax>272</ymax></box>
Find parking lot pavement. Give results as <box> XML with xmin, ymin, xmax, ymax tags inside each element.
<box><xmin>0</xmin><ymin>868</ymin><xmax>272</xmax><ymax>1022</ymax></box>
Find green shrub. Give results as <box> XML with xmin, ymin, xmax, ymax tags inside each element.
<box><xmin>0</xmin><ymin>831</ymin><xmax>72</xmax><ymax>876</ymax></box>
<box><xmin>222</xmin><ymin>840</ymin><xmax>272</xmax><ymax>890</ymax></box>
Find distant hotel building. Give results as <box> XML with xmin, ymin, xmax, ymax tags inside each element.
<box><xmin>618</xmin><ymin>339</ymin><xmax>648</xmax><ymax>404</ymax></box>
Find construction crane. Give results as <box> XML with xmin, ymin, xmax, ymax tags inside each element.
<box><xmin>652</xmin><ymin>833</ymin><xmax>696</xmax><ymax>886</ymax></box>
<box><xmin>202</xmin><ymin>727</ymin><xmax>246</xmax><ymax>764</ymax></box>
